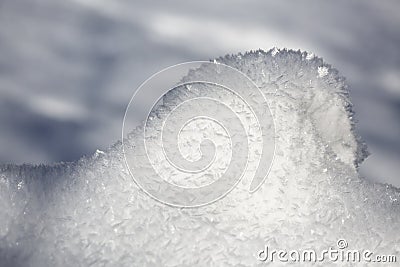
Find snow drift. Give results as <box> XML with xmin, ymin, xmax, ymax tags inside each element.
<box><xmin>0</xmin><ymin>49</ymin><xmax>399</xmax><ymax>266</ymax></box>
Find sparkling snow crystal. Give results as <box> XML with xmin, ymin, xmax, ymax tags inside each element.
<box><xmin>1</xmin><ymin>49</ymin><xmax>399</xmax><ymax>266</ymax></box>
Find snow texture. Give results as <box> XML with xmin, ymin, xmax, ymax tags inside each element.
<box><xmin>0</xmin><ymin>49</ymin><xmax>399</xmax><ymax>266</ymax></box>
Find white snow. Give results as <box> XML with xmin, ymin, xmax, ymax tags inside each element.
<box><xmin>0</xmin><ymin>49</ymin><xmax>399</xmax><ymax>266</ymax></box>
<box><xmin>317</xmin><ymin>66</ymin><xmax>329</xmax><ymax>77</ymax></box>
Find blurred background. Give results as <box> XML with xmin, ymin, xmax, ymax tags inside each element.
<box><xmin>0</xmin><ymin>0</ymin><xmax>399</xmax><ymax>187</ymax></box>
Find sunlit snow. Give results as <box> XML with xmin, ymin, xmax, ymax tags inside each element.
<box><xmin>0</xmin><ymin>49</ymin><xmax>399</xmax><ymax>266</ymax></box>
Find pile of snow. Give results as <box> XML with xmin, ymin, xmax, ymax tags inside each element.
<box><xmin>0</xmin><ymin>49</ymin><xmax>399</xmax><ymax>266</ymax></box>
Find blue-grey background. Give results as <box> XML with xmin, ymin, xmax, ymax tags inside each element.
<box><xmin>0</xmin><ymin>0</ymin><xmax>399</xmax><ymax>187</ymax></box>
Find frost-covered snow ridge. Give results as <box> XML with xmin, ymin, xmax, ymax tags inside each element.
<box><xmin>1</xmin><ymin>49</ymin><xmax>399</xmax><ymax>266</ymax></box>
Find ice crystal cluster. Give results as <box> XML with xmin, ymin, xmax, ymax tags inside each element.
<box><xmin>1</xmin><ymin>49</ymin><xmax>399</xmax><ymax>266</ymax></box>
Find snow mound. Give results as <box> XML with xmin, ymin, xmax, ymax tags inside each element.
<box><xmin>1</xmin><ymin>49</ymin><xmax>399</xmax><ymax>266</ymax></box>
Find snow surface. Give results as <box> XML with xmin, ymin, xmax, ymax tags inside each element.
<box><xmin>1</xmin><ymin>0</ymin><xmax>400</xmax><ymax>188</ymax></box>
<box><xmin>0</xmin><ymin>49</ymin><xmax>399</xmax><ymax>266</ymax></box>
